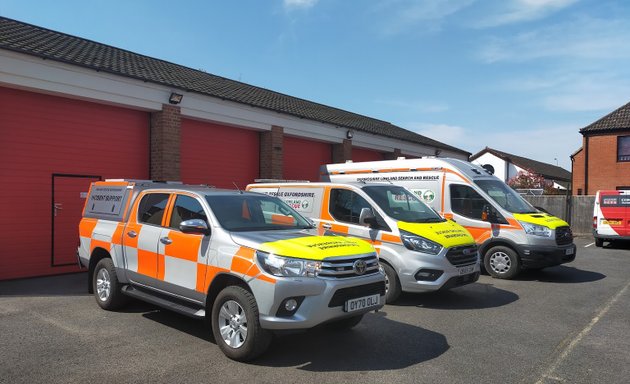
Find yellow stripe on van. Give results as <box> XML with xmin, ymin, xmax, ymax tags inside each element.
<box><xmin>512</xmin><ymin>213</ymin><xmax>569</xmax><ymax>229</ymax></box>
<box><xmin>398</xmin><ymin>220</ymin><xmax>475</xmax><ymax>248</ymax></box>
<box><xmin>259</xmin><ymin>235</ymin><xmax>375</xmax><ymax>260</ymax></box>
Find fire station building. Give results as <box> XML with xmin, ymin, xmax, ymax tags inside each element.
<box><xmin>0</xmin><ymin>17</ymin><xmax>469</xmax><ymax>280</ymax></box>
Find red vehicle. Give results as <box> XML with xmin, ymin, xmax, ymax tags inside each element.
<box><xmin>593</xmin><ymin>190</ymin><xmax>630</xmax><ymax>246</ymax></box>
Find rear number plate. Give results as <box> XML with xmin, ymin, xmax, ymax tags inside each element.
<box><xmin>565</xmin><ymin>248</ymin><xmax>574</xmax><ymax>255</ymax></box>
<box><xmin>458</xmin><ymin>265</ymin><xmax>476</xmax><ymax>275</ymax></box>
<box><xmin>345</xmin><ymin>294</ymin><xmax>380</xmax><ymax>312</ymax></box>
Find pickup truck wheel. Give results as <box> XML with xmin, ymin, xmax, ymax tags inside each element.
<box><xmin>93</xmin><ymin>258</ymin><xmax>126</xmax><ymax>310</ymax></box>
<box><xmin>326</xmin><ymin>314</ymin><xmax>364</xmax><ymax>330</ymax></box>
<box><xmin>484</xmin><ymin>246</ymin><xmax>520</xmax><ymax>279</ymax></box>
<box><xmin>382</xmin><ymin>262</ymin><xmax>401</xmax><ymax>303</ymax></box>
<box><xmin>211</xmin><ymin>286</ymin><xmax>271</xmax><ymax>361</ymax></box>
<box><xmin>595</xmin><ymin>238</ymin><xmax>604</xmax><ymax>247</ymax></box>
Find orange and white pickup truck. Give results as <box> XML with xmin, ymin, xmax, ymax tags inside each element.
<box><xmin>78</xmin><ymin>180</ymin><xmax>385</xmax><ymax>361</ymax></box>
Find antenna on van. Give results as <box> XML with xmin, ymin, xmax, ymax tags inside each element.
<box><xmin>232</xmin><ymin>182</ymin><xmax>243</xmax><ymax>194</ymax></box>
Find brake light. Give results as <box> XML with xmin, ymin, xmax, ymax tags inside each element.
<box><xmin>593</xmin><ymin>216</ymin><xmax>597</xmax><ymax>229</ymax></box>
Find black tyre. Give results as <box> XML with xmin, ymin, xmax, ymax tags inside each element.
<box><xmin>484</xmin><ymin>246</ymin><xmax>521</xmax><ymax>279</ymax></box>
<box><xmin>93</xmin><ymin>258</ymin><xmax>127</xmax><ymax>310</ymax></box>
<box><xmin>211</xmin><ymin>286</ymin><xmax>271</xmax><ymax>361</ymax></box>
<box><xmin>595</xmin><ymin>238</ymin><xmax>604</xmax><ymax>247</ymax></box>
<box><xmin>382</xmin><ymin>262</ymin><xmax>401</xmax><ymax>303</ymax></box>
<box><xmin>326</xmin><ymin>314</ymin><xmax>364</xmax><ymax>330</ymax></box>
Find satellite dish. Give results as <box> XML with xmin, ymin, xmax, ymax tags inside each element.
<box><xmin>482</xmin><ymin>164</ymin><xmax>495</xmax><ymax>175</ymax></box>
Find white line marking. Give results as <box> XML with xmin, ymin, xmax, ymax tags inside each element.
<box><xmin>584</xmin><ymin>242</ymin><xmax>594</xmax><ymax>248</ymax></box>
<box><xmin>534</xmin><ymin>280</ymin><xmax>630</xmax><ymax>384</ymax></box>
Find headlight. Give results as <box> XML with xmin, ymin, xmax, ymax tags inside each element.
<box><xmin>255</xmin><ymin>251</ymin><xmax>321</xmax><ymax>277</ymax></box>
<box><xmin>520</xmin><ymin>221</ymin><xmax>552</xmax><ymax>237</ymax></box>
<box><xmin>400</xmin><ymin>230</ymin><xmax>443</xmax><ymax>255</ymax></box>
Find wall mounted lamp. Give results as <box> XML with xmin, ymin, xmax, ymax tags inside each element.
<box><xmin>346</xmin><ymin>130</ymin><xmax>354</xmax><ymax>139</ymax></box>
<box><xmin>169</xmin><ymin>92</ymin><xmax>183</xmax><ymax>105</ymax></box>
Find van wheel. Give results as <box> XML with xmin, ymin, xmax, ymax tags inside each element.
<box><xmin>326</xmin><ymin>314</ymin><xmax>364</xmax><ymax>330</ymax></box>
<box><xmin>595</xmin><ymin>238</ymin><xmax>604</xmax><ymax>247</ymax></box>
<box><xmin>211</xmin><ymin>286</ymin><xmax>271</xmax><ymax>361</ymax></box>
<box><xmin>382</xmin><ymin>262</ymin><xmax>401</xmax><ymax>303</ymax></box>
<box><xmin>93</xmin><ymin>258</ymin><xmax>127</xmax><ymax>310</ymax></box>
<box><xmin>484</xmin><ymin>246</ymin><xmax>520</xmax><ymax>279</ymax></box>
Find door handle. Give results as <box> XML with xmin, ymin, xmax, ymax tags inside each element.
<box><xmin>127</xmin><ymin>231</ymin><xmax>137</xmax><ymax>238</ymax></box>
<box><xmin>160</xmin><ymin>237</ymin><xmax>172</xmax><ymax>245</ymax></box>
<box><xmin>53</xmin><ymin>203</ymin><xmax>63</xmax><ymax>217</ymax></box>
<box><xmin>322</xmin><ymin>223</ymin><xmax>332</xmax><ymax>230</ymax></box>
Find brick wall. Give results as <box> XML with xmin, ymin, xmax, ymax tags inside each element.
<box><xmin>577</xmin><ymin>132</ymin><xmax>630</xmax><ymax>195</ymax></box>
<box><xmin>260</xmin><ymin>125</ymin><xmax>283</xmax><ymax>179</ymax></box>
<box><xmin>332</xmin><ymin>139</ymin><xmax>352</xmax><ymax>163</ymax></box>
<box><xmin>150</xmin><ymin>104</ymin><xmax>181</xmax><ymax>181</ymax></box>
<box><xmin>571</xmin><ymin>143</ymin><xmax>585</xmax><ymax>195</ymax></box>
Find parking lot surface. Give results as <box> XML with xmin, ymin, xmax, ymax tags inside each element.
<box><xmin>1</xmin><ymin>237</ymin><xmax>628</xmax><ymax>384</ymax></box>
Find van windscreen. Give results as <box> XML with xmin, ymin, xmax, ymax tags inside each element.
<box><xmin>474</xmin><ymin>180</ymin><xmax>537</xmax><ymax>214</ymax></box>
<box><xmin>362</xmin><ymin>185</ymin><xmax>444</xmax><ymax>223</ymax></box>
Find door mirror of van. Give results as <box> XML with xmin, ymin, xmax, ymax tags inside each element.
<box><xmin>359</xmin><ymin>207</ymin><xmax>378</xmax><ymax>228</ymax></box>
<box><xmin>180</xmin><ymin>219</ymin><xmax>211</xmax><ymax>235</ymax></box>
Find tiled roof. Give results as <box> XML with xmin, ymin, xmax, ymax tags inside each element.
<box><xmin>0</xmin><ymin>16</ymin><xmax>469</xmax><ymax>156</ymax></box>
<box><xmin>470</xmin><ymin>147</ymin><xmax>571</xmax><ymax>181</ymax></box>
<box><xmin>580</xmin><ymin>101</ymin><xmax>630</xmax><ymax>134</ymax></box>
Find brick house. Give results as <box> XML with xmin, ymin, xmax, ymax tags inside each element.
<box><xmin>0</xmin><ymin>17</ymin><xmax>469</xmax><ymax>280</ymax></box>
<box><xmin>571</xmin><ymin>102</ymin><xmax>630</xmax><ymax>195</ymax></box>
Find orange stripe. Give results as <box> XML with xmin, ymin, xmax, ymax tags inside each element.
<box><xmin>157</xmin><ymin>253</ymin><xmax>165</xmax><ymax>281</ymax></box>
<box><xmin>93</xmin><ymin>181</ymin><xmax>133</xmax><ymax>187</ymax></box>
<box><xmin>111</xmin><ymin>222</ymin><xmax>125</xmax><ymax>245</ymax></box>
<box><xmin>123</xmin><ymin>223</ymin><xmax>141</xmax><ymax>248</ymax></box>
<box><xmin>463</xmin><ymin>226</ymin><xmax>491</xmax><ymax>243</ymax></box>
<box><xmin>162</xmin><ymin>194</ymin><xmax>176</xmax><ymax>228</ymax></box>
<box><xmin>320</xmin><ymin>186</ymin><xmax>333</xmax><ymax>220</ymax></box>
<box><xmin>137</xmin><ymin>249</ymin><xmax>158</xmax><ymax>277</ymax></box>
<box><xmin>164</xmin><ymin>231</ymin><xmax>202</xmax><ymax>262</ymax></box>
<box><xmin>380</xmin><ymin>233</ymin><xmax>401</xmax><ymax>243</ymax></box>
<box><xmin>330</xmin><ymin>223</ymin><xmax>349</xmax><ymax>234</ymax></box>
<box><xmin>441</xmin><ymin>171</ymin><xmax>446</xmax><ymax>213</ymax></box>
<box><xmin>230</xmin><ymin>247</ymin><xmax>276</xmax><ymax>284</ymax></box>
<box><xmin>91</xmin><ymin>239</ymin><xmax>110</xmax><ymax>253</ymax></box>
<box><xmin>79</xmin><ymin>218</ymin><xmax>98</xmax><ymax>238</ymax></box>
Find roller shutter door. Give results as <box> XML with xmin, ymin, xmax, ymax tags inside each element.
<box><xmin>181</xmin><ymin>119</ymin><xmax>259</xmax><ymax>189</ymax></box>
<box><xmin>0</xmin><ymin>87</ymin><xmax>149</xmax><ymax>280</ymax></box>
<box><xmin>283</xmin><ymin>136</ymin><xmax>332</xmax><ymax>181</ymax></box>
<box><xmin>352</xmin><ymin>147</ymin><xmax>385</xmax><ymax>162</ymax></box>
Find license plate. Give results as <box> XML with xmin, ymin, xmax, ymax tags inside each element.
<box><xmin>457</xmin><ymin>264</ymin><xmax>476</xmax><ymax>275</ymax></box>
<box><xmin>603</xmin><ymin>220</ymin><xmax>622</xmax><ymax>225</ymax></box>
<box><xmin>344</xmin><ymin>294</ymin><xmax>380</xmax><ymax>312</ymax></box>
<box><xmin>565</xmin><ymin>248</ymin><xmax>574</xmax><ymax>255</ymax></box>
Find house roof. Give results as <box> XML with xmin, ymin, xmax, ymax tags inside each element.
<box><xmin>0</xmin><ymin>16</ymin><xmax>469</xmax><ymax>156</ymax></box>
<box><xmin>470</xmin><ymin>147</ymin><xmax>572</xmax><ymax>182</ymax></box>
<box><xmin>580</xmin><ymin>101</ymin><xmax>630</xmax><ymax>134</ymax></box>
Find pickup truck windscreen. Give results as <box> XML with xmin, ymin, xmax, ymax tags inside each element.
<box><xmin>205</xmin><ymin>194</ymin><xmax>313</xmax><ymax>232</ymax></box>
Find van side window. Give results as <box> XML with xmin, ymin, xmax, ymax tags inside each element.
<box><xmin>138</xmin><ymin>193</ymin><xmax>170</xmax><ymax>226</ymax></box>
<box><xmin>450</xmin><ymin>184</ymin><xmax>501</xmax><ymax>222</ymax></box>
<box><xmin>329</xmin><ymin>189</ymin><xmax>371</xmax><ymax>224</ymax></box>
<box><xmin>169</xmin><ymin>195</ymin><xmax>208</xmax><ymax>230</ymax></box>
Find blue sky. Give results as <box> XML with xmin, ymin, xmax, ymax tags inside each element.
<box><xmin>2</xmin><ymin>0</ymin><xmax>630</xmax><ymax>170</ymax></box>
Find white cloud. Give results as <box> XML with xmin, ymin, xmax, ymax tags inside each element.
<box><xmin>404</xmin><ymin>122</ymin><xmax>580</xmax><ymax>170</ymax></box>
<box><xmin>375</xmin><ymin>0</ymin><xmax>475</xmax><ymax>35</ymax></box>
<box><xmin>478</xmin><ymin>17</ymin><xmax>630</xmax><ymax>63</ymax></box>
<box><xmin>475</xmin><ymin>0</ymin><xmax>578</xmax><ymax>28</ymax></box>
<box><xmin>283</xmin><ymin>0</ymin><xmax>318</xmax><ymax>10</ymax></box>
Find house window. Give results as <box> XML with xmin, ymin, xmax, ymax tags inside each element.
<box><xmin>577</xmin><ymin>188</ymin><xmax>583</xmax><ymax>195</ymax></box>
<box><xmin>618</xmin><ymin>135</ymin><xmax>630</xmax><ymax>162</ymax></box>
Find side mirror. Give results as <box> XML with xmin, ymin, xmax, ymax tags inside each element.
<box><xmin>359</xmin><ymin>207</ymin><xmax>378</xmax><ymax>228</ymax></box>
<box><xmin>180</xmin><ymin>219</ymin><xmax>211</xmax><ymax>236</ymax></box>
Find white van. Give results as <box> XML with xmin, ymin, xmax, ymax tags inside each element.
<box><xmin>321</xmin><ymin>157</ymin><xmax>576</xmax><ymax>279</ymax></box>
<box><xmin>247</xmin><ymin>182</ymin><xmax>479</xmax><ymax>302</ymax></box>
<box><xmin>593</xmin><ymin>190</ymin><xmax>630</xmax><ymax>246</ymax></box>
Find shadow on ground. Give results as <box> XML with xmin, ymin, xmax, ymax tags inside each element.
<box><xmin>514</xmin><ymin>266</ymin><xmax>606</xmax><ymax>283</ymax></box>
<box><xmin>393</xmin><ymin>282</ymin><xmax>519</xmax><ymax>310</ymax></box>
<box><xmin>0</xmin><ymin>272</ymin><xmax>89</xmax><ymax>297</ymax></box>
<box><xmin>138</xmin><ymin>309</ymin><xmax>448</xmax><ymax>371</ymax></box>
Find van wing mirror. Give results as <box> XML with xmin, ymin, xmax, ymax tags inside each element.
<box><xmin>359</xmin><ymin>207</ymin><xmax>378</xmax><ymax>227</ymax></box>
<box><xmin>180</xmin><ymin>219</ymin><xmax>211</xmax><ymax>235</ymax></box>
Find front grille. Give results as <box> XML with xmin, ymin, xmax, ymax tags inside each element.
<box><xmin>445</xmin><ymin>245</ymin><xmax>478</xmax><ymax>266</ymax></box>
<box><xmin>328</xmin><ymin>281</ymin><xmax>386</xmax><ymax>307</ymax></box>
<box><xmin>555</xmin><ymin>226</ymin><xmax>573</xmax><ymax>245</ymax></box>
<box><xmin>318</xmin><ymin>254</ymin><xmax>380</xmax><ymax>279</ymax></box>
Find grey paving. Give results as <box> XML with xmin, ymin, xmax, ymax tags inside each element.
<box><xmin>0</xmin><ymin>237</ymin><xmax>628</xmax><ymax>384</ymax></box>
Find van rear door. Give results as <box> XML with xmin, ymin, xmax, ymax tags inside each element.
<box><xmin>599</xmin><ymin>192</ymin><xmax>628</xmax><ymax>237</ymax></box>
